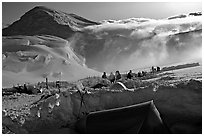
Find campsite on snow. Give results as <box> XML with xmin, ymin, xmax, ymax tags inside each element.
<box><xmin>2</xmin><ymin>3</ymin><xmax>202</xmax><ymax>134</ymax></box>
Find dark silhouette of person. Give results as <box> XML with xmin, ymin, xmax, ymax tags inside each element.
<box><xmin>138</xmin><ymin>71</ymin><xmax>142</xmax><ymax>77</ymax></box>
<box><xmin>23</xmin><ymin>83</ymin><xmax>28</xmax><ymax>91</ymax></box>
<box><xmin>102</xmin><ymin>72</ymin><xmax>107</xmax><ymax>79</ymax></box>
<box><xmin>142</xmin><ymin>71</ymin><xmax>146</xmax><ymax>77</ymax></box>
<box><xmin>127</xmin><ymin>70</ymin><xmax>133</xmax><ymax>79</ymax></box>
<box><xmin>152</xmin><ymin>66</ymin><xmax>157</xmax><ymax>73</ymax></box>
<box><xmin>23</xmin><ymin>83</ymin><xmax>28</xmax><ymax>93</ymax></box>
<box><xmin>151</xmin><ymin>66</ymin><xmax>154</xmax><ymax>73</ymax></box>
<box><xmin>109</xmin><ymin>72</ymin><xmax>115</xmax><ymax>83</ymax></box>
<box><xmin>115</xmin><ymin>71</ymin><xmax>121</xmax><ymax>81</ymax></box>
<box><xmin>157</xmin><ymin>66</ymin><xmax>161</xmax><ymax>72</ymax></box>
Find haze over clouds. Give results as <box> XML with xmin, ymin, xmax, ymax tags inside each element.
<box><xmin>72</xmin><ymin>14</ymin><xmax>202</xmax><ymax>72</ymax></box>
<box><xmin>2</xmin><ymin>2</ymin><xmax>201</xmax><ymax>24</ymax></box>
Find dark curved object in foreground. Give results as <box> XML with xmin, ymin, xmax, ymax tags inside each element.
<box><xmin>76</xmin><ymin>101</ymin><xmax>170</xmax><ymax>134</ymax></box>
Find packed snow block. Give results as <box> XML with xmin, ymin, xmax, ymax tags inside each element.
<box><xmin>75</xmin><ymin>101</ymin><xmax>169</xmax><ymax>134</ymax></box>
<box><xmin>23</xmin><ymin>92</ymin><xmax>79</xmax><ymax>133</ymax></box>
<box><xmin>153</xmin><ymin>80</ymin><xmax>202</xmax><ymax>133</ymax></box>
<box><xmin>2</xmin><ymin>86</ymin><xmax>155</xmax><ymax>134</ymax></box>
<box><xmin>2</xmin><ymin>111</ymin><xmax>28</xmax><ymax>134</ymax></box>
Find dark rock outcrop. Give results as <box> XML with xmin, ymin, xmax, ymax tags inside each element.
<box><xmin>2</xmin><ymin>6</ymin><xmax>100</xmax><ymax>39</ymax></box>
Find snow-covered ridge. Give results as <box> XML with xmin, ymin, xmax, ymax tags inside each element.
<box><xmin>2</xmin><ymin>35</ymin><xmax>100</xmax><ymax>87</ymax></box>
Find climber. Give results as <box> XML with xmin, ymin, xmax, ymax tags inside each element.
<box><xmin>109</xmin><ymin>72</ymin><xmax>115</xmax><ymax>83</ymax></box>
<box><xmin>23</xmin><ymin>83</ymin><xmax>27</xmax><ymax>92</ymax></box>
<box><xmin>151</xmin><ymin>66</ymin><xmax>157</xmax><ymax>74</ymax></box>
<box><xmin>138</xmin><ymin>71</ymin><xmax>142</xmax><ymax>77</ymax></box>
<box><xmin>142</xmin><ymin>71</ymin><xmax>147</xmax><ymax>77</ymax></box>
<box><xmin>102</xmin><ymin>72</ymin><xmax>107</xmax><ymax>79</ymax></box>
<box><xmin>157</xmin><ymin>66</ymin><xmax>161</xmax><ymax>72</ymax></box>
<box><xmin>115</xmin><ymin>71</ymin><xmax>122</xmax><ymax>81</ymax></box>
<box><xmin>127</xmin><ymin>70</ymin><xmax>133</xmax><ymax>79</ymax></box>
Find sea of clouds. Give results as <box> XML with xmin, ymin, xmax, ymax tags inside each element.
<box><xmin>72</xmin><ymin>13</ymin><xmax>202</xmax><ymax>72</ymax></box>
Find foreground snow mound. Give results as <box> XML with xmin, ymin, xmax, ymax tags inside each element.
<box><xmin>2</xmin><ymin>85</ymin><xmax>154</xmax><ymax>133</ymax></box>
<box><xmin>154</xmin><ymin>79</ymin><xmax>202</xmax><ymax>133</ymax></box>
<box><xmin>2</xmin><ymin>79</ymin><xmax>201</xmax><ymax>133</ymax></box>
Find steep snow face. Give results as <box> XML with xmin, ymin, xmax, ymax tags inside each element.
<box><xmin>71</xmin><ymin>14</ymin><xmax>202</xmax><ymax>72</ymax></box>
<box><xmin>2</xmin><ymin>35</ymin><xmax>100</xmax><ymax>87</ymax></box>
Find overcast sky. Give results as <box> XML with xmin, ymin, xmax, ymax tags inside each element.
<box><xmin>2</xmin><ymin>2</ymin><xmax>201</xmax><ymax>24</ymax></box>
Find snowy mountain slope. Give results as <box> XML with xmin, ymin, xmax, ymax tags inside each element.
<box><xmin>2</xmin><ymin>35</ymin><xmax>100</xmax><ymax>87</ymax></box>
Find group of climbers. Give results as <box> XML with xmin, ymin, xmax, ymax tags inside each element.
<box><xmin>102</xmin><ymin>70</ymin><xmax>122</xmax><ymax>83</ymax></box>
<box><xmin>151</xmin><ymin>66</ymin><xmax>161</xmax><ymax>73</ymax></box>
<box><xmin>102</xmin><ymin>66</ymin><xmax>161</xmax><ymax>82</ymax></box>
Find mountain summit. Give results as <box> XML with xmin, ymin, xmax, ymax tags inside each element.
<box><xmin>2</xmin><ymin>6</ymin><xmax>100</xmax><ymax>39</ymax></box>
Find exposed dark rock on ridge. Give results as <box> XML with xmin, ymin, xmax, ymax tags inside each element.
<box><xmin>3</xmin><ymin>6</ymin><xmax>100</xmax><ymax>39</ymax></box>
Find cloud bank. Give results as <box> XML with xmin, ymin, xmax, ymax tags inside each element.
<box><xmin>71</xmin><ymin>13</ymin><xmax>202</xmax><ymax>72</ymax></box>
